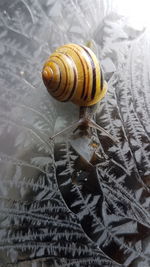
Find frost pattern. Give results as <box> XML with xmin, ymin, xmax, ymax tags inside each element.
<box><xmin>0</xmin><ymin>0</ymin><xmax>150</xmax><ymax>266</ymax></box>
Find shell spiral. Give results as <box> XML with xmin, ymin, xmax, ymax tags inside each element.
<box><xmin>42</xmin><ymin>43</ymin><xmax>107</xmax><ymax>106</ymax></box>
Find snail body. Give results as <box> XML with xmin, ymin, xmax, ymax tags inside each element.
<box><xmin>42</xmin><ymin>43</ymin><xmax>107</xmax><ymax>107</ymax></box>
<box><xmin>42</xmin><ymin>43</ymin><xmax>117</xmax><ymax>143</ymax></box>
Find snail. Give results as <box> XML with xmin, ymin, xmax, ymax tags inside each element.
<box><xmin>42</xmin><ymin>43</ymin><xmax>117</xmax><ymax>143</ymax></box>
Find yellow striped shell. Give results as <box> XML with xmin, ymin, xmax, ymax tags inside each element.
<box><xmin>42</xmin><ymin>43</ymin><xmax>107</xmax><ymax>106</ymax></box>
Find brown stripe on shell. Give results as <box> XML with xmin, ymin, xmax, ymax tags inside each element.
<box><xmin>80</xmin><ymin>45</ymin><xmax>97</xmax><ymax>100</ymax></box>
<box><xmin>63</xmin><ymin>55</ymin><xmax>77</xmax><ymax>102</ymax></box>
<box><xmin>100</xmin><ymin>67</ymin><xmax>104</xmax><ymax>91</ymax></box>
<box><xmin>46</xmin><ymin>59</ymin><xmax>61</xmax><ymax>92</ymax></box>
<box><xmin>65</xmin><ymin>45</ymin><xmax>87</xmax><ymax>100</ymax></box>
<box><xmin>54</xmin><ymin>53</ymin><xmax>77</xmax><ymax>101</ymax></box>
<box><xmin>50</xmin><ymin>55</ymin><xmax>68</xmax><ymax>96</ymax></box>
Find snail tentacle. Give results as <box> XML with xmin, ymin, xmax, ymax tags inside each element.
<box><xmin>49</xmin><ymin>116</ymin><xmax>118</xmax><ymax>143</ymax></box>
<box><xmin>87</xmin><ymin>119</ymin><xmax>119</xmax><ymax>143</ymax></box>
<box><xmin>42</xmin><ymin>43</ymin><xmax>117</xmax><ymax>144</ymax></box>
<box><xmin>49</xmin><ymin>120</ymin><xmax>80</xmax><ymax>140</ymax></box>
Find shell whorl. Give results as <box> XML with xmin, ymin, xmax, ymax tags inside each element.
<box><xmin>42</xmin><ymin>43</ymin><xmax>107</xmax><ymax>106</ymax></box>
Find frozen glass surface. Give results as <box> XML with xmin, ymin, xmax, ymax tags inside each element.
<box><xmin>0</xmin><ymin>0</ymin><xmax>150</xmax><ymax>266</ymax></box>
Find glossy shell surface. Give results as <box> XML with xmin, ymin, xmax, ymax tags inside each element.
<box><xmin>42</xmin><ymin>43</ymin><xmax>107</xmax><ymax>106</ymax></box>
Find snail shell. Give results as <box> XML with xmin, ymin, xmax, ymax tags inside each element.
<box><xmin>42</xmin><ymin>43</ymin><xmax>107</xmax><ymax>106</ymax></box>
